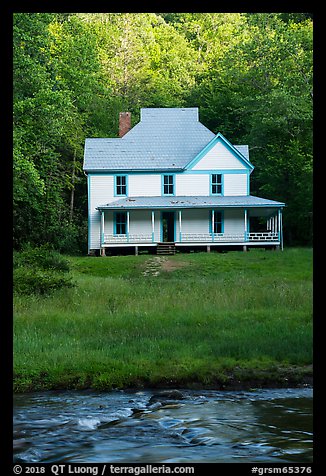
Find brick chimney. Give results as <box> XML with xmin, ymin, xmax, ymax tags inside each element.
<box><xmin>119</xmin><ymin>112</ymin><xmax>131</xmax><ymax>137</ymax></box>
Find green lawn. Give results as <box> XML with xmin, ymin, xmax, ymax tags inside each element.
<box><xmin>13</xmin><ymin>248</ymin><xmax>313</xmax><ymax>392</ymax></box>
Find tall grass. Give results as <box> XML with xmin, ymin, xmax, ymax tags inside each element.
<box><xmin>13</xmin><ymin>248</ymin><xmax>313</xmax><ymax>391</ymax></box>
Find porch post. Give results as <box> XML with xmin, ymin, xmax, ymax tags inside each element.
<box><xmin>211</xmin><ymin>209</ymin><xmax>215</xmax><ymax>242</ymax></box>
<box><xmin>100</xmin><ymin>210</ymin><xmax>105</xmax><ymax>256</ymax></box>
<box><xmin>179</xmin><ymin>210</ymin><xmax>182</xmax><ymax>242</ymax></box>
<box><xmin>280</xmin><ymin>210</ymin><xmax>284</xmax><ymax>251</ymax></box>
<box><xmin>100</xmin><ymin>210</ymin><xmax>105</xmax><ymax>244</ymax></box>
<box><xmin>278</xmin><ymin>209</ymin><xmax>284</xmax><ymax>250</ymax></box>
<box><xmin>127</xmin><ymin>211</ymin><xmax>130</xmax><ymax>243</ymax></box>
<box><xmin>244</xmin><ymin>209</ymin><xmax>248</xmax><ymax>241</ymax></box>
<box><xmin>151</xmin><ymin>211</ymin><xmax>155</xmax><ymax>242</ymax></box>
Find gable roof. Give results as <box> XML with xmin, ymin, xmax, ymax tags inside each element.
<box><xmin>185</xmin><ymin>132</ymin><xmax>254</xmax><ymax>171</ymax></box>
<box><xmin>83</xmin><ymin>108</ymin><xmax>250</xmax><ymax>172</ymax></box>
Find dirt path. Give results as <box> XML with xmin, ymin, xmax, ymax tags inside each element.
<box><xmin>141</xmin><ymin>256</ymin><xmax>188</xmax><ymax>277</ymax></box>
<box><xmin>141</xmin><ymin>256</ymin><xmax>167</xmax><ymax>276</ymax></box>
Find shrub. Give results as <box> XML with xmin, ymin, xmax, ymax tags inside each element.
<box><xmin>14</xmin><ymin>244</ymin><xmax>70</xmax><ymax>272</ymax></box>
<box><xmin>13</xmin><ymin>245</ymin><xmax>74</xmax><ymax>295</ymax></box>
<box><xmin>14</xmin><ymin>266</ymin><xmax>74</xmax><ymax>295</ymax></box>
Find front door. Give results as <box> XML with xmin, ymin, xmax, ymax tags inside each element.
<box><xmin>162</xmin><ymin>212</ymin><xmax>175</xmax><ymax>242</ymax></box>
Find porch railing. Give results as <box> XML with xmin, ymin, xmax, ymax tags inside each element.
<box><xmin>103</xmin><ymin>234</ymin><xmax>152</xmax><ymax>243</ymax></box>
<box><xmin>103</xmin><ymin>232</ymin><xmax>279</xmax><ymax>244</ymax></box>
<box><xmin>181</xmin><ymin>233</ymin><xmax>244</xmax><ymax>242</ymax></box>
<box><xmin>181</xmin><ymin>233</ymin><xmax>279</xmax><ymax>242</ymax></box>
<box><xmin>247</xmin><ymin>232</ymin><xmax>279</xmax><ymax>241</ymax></box>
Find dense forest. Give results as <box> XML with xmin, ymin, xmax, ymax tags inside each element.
<box><xmin>13</xmin><ymin>13</ymin><xmax>313</xmax><ymax>253</ymax></box>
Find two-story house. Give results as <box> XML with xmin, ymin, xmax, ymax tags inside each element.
<box><xmin>83</xmin><ymin>108</ymin><xmax>285</xmax><ymax>255</ymax></box>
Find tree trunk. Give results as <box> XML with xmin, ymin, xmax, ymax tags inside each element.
<box><xmin>69</xmin><ymin>148</ymin><xmax>76</xmax><ymax>223</ymax></box>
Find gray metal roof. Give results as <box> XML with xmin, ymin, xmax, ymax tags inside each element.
<box><xmin>234</xmin><ymin>145</ymin><xmax>249</xmax><ymax>159</ymax></box>
<box><xmin>96</xmin><ymin>195</ymin><xmax>285</xmax><ymax>210</ymax></box>
<box><xmin>83</xmin><ymin>108</ymin><xmax>250</xmax><ymax>172</ymax></box>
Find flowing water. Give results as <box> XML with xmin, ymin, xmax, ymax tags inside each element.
<box><xmin>13</xmin><ymin>387</ymin><xmax>313</xmax><ymax>463</ymax></box>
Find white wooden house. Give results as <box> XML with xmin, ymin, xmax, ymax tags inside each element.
<box><xmin>83</xmin><ymin>108</ymin><xmax>285</xmax><ymax>255</ymax></box>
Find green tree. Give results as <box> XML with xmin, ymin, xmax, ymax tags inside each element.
<box><xmin>183</xmin><ymin>13</ymin><xmax>312</xmax><ymax>244</ymax></box>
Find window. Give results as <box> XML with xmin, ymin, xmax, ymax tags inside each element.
<box><xmin>211</xmin><ymin>174</ymin><xmax>222</xmax><ymax>195</ymax></box>
<box><xmin>114</xmin><ymin>212</ymin><xmax>127</xmax><ymax>235</ymax></box>
<box><xmin>213</xmin><ymin>211</ymin><xmax>223</xmax><ymax>233</ymax></box>
<box><xmin>116</xmin><ymin>175</ymin><xmax>127</xmax><ymax>196</ymax></box>
<box><xmin>210</xmin><ymin>210</ymin><xmax>223</xmax><ymax>234</ymax></box>
<box><xmin>163</xmin><ymin>175</ymin><xmax>174</xmax><ymax>195</ymax></box>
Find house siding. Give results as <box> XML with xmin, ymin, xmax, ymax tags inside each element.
<box><xmin>89</xmin><ymin>175</ymin><xmax>115</xmax><ymax>250</ymax></box>
<box><xmin>192</xmin><ymin>141</ymin><xmax>247</xmax><ymax>170</ymax></box>
<box><xmin>129</xmin><ymin>174</ymin><xmax>161</xmax><ymax>197</ymax></box>
<box><xmin>176</xmin><ymin>172</ymin><xmax>247</xmax><ymax>196</ymax></box>
<box><xmin>178</xmin><ymin>209</ymin><xmax>208</xmax><ymax>235</ymax></box>
<box><xmin>223</xmin><ymin>209</ymin><xmax>245</xmax><ymax>235</ymax></box>
<box><xmin>103</xmin><ymin>211</ymin><xmax>113</xmax><ymax>235</ymax></box>
<box><xmin>176</xmin><ymin>174</ymin><xmax>209</xmax><ymax>196</ymax></box>
<box><xmin>224</xmin><ymin>173</ymin><xmax>248</xmax><ymax>195</ymax></box>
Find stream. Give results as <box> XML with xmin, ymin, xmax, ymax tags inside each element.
<box><xmin>13</xmin><ymin>387</ymin><xmax>313</xmax><ymax>463</ymax></box>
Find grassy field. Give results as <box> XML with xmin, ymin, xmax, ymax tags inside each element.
<box><xmin>13</xmin><ymin>248</ymin><xmax>313</xmax><ymax>392</ymax></box>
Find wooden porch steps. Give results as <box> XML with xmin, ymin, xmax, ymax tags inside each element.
<box><xmin>156</xmin><ymin>242</ymin><xmax>176</xmax><ymax>255</ymax></box>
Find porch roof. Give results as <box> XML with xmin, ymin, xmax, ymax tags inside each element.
<box><xmin>96</xmin><ymin>195</ymin><xmax>285</xmax><ymax>211</ymax></box>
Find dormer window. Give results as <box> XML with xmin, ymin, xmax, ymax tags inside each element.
<box><xmin>115</xmin><ymin>175</ymin><xmax>127</xmax><ymax>196</ymax></box>
<box><xmin>162</xmin><ymin>175</ymin><xmax>174</xmax><ymax>195</ymax></box>
<box><xmin>211</xmin><ymin>174</ymin><xmax>223</xmax><ymax>195</ymax></box>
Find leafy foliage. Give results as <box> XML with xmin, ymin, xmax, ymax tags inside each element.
<box><xmin>14</xmin><ymin>244</ymin><xmax>71</xmax><ymax>272</ymax></box>
<box><xmin>13</xmin><ymin>13</ymin><xmax>313</xmax><ymax>250</ymax></box>
<box><xmin>13</xmin><ymin>245</ymin><xmax>74</xmax><ymax>295</ymax></box>
<box><xmin>14</xmin><ymin>267</ymin><xmax>74</xmax><ymax>295</ymax></box>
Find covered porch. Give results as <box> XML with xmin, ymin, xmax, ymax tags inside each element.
<box><xmin>96</xmin><ymin>195</ymin><xmax>285</xmax><ymax>255</ymax></box>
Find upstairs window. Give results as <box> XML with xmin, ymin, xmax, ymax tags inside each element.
<box><xmin>211</xmin><ymin>174</ymin><xmax>222</xmax><ymax>195</ymax></box>
<box><xmin>114</xmin><ymin>212</ymin><xmax>127</xmax><ymax>235</ymax></box>
<box><xmin>115</xmin><ymin>175</ymin><xmax>127</xmax><ymax>196</ymax></box>
<box><xmin>163</xmin><ymin>175</ymin><xmax>174</xmax><ymax>195</ymax></box>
